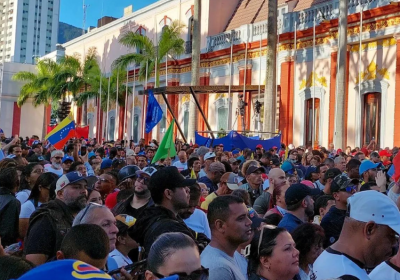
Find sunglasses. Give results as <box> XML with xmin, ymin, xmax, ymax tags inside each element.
<box><xmin>79</xmin><ymin>202</ymin><xmax>102</xmax><ymax>223</ymax></box>
<box><xmin>137</xmin><ymin>175</ymin><xmax>150</xmax><ymax>185</ymax></box>
<box><xmin>258</xmin><ymin>224</ymin><xmax>278</xmax><ymax>255</ymax></box>
<box><xmin>340</xmin><ymin>185</ymin><xmax>357</xmax><ymax>193</ymax></box>
<box><xmin>54</xmin><ymin>156</ymin><xmax>63</xmax><ymax>160</ymax></box>
<box><xmin>152</xmin><ymin>267</ymin><xmax>209</xmax><ymax>280</ymax></box>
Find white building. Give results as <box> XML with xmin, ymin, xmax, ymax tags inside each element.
<box><xmin>0</xmin><ymin>0</ymin><xmax>60</xmax><ymax>64</ymax></box>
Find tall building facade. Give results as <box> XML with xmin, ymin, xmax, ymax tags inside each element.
<box><xmin>0</xmin><ymin>0</ymin><xmax>60</xmax><ymax>63</ymax></box>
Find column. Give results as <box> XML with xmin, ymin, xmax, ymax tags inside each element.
<box><xmin>328</xmin><ymin>49</ymin><xmax>338</xmax><ymax>145</ymax></box>
<box><xmin>238</xmin><ymin>65</ymin><xmax>252</xmax><ymax>131</ymax></box>
<box><xmin>12</xmin><ymin>102</ymin><xmax>21</xmax><ymax>136</ymax></box>
<box><xmin>395</xmin><ymin>37</ymin><xmax>400</xmax><ymax>147</ymax></box>
<box><xmin>279</xmin><ymin>57</ymin><xmax>294</xmax><ymax>145</ymax></box>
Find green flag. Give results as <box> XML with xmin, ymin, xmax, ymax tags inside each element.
<box><xmin>151</xmin><ymin>120</ymin><xmax>177</xmax><ymax>164</ymax></box>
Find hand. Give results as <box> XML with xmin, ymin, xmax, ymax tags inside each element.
<box><xmin>376</xmin><ymin>170</ymin><xmax>387</xmax><ymax>192</ymax></box>
<box><xmin>0</xmin><ymin>237</ymin><xmax>6</xmax><ymax>257</ymax></box>
<box><xmin>112</xmin><ymin>268</ymin><xmax>133</xmax><ymax>280</ymax></box>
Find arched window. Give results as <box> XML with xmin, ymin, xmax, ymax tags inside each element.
<box><xmin>186</xmin><ymin>16</ymin><xmax>194</xmax><ymax>54</ymax></box>
<box><xmin>363</xmin><ymin>92</ymin><xmax>380</xmax><ymax>147</ymax></box>
<box><xmin>135</xmin><ymin>26</ymin><xmax>146</xmax><ymax>36</ymax></box>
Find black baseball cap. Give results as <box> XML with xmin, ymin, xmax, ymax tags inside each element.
<box><xmin>285</xmin><ymin>183</ymin><xmax>321</xmax><ymax>206</ymax></box>
<box><xmin>330</xmin><ymin>175</ymin><xmax>360</xmax><ymax>193</ymax></box>
<box><xmin>149</xmin><ymin>166</ymin><xmax>196</xmax><ymax>190</ymax></box>
<box><xmin>324</xmin><ymin>168</ymin><xmax>342</xmax><ymax>181</ymax></box>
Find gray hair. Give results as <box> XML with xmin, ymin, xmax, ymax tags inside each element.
<box><xmin>51</xmin><ymin>150</ymin><xmax>64</xmax><ymax>158</ymax></box>
<box><xmin>72</xmin><ymin>204</ymin><xmax>108</xmax><ymax>226</ymax></box>
<box><xmin>334</xmin><ymin>156</ymin><xmax>344</xmax><ymax>164</ymax></box>
<box><xmin>197</xmin><ymin>146</ymin><xmax>209</xmax><ymax>157</ymax></box>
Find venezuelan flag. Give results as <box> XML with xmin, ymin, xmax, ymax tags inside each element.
<box><xmin>45</xmin><ymin>114</ymin><xmax>76</xmax><ymax>149</ymax></box>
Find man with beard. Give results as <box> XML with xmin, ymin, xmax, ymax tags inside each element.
<box><xmin>201</xmin><ymin>196</ymin><xmax>252</xmax><ymax>280</ymax></box>
<box><xmin>278</xmin><ymin>183</ymin><xmax>320</xmax><ymax>233</ymax></box>
<box><xmin>130</xmin><ymin>166</ymin><xmax>209</xmax><ymax>255</ymax></box>
<box><xmin>24</xmin><ymin>171</ymin><xmax>98</xmax><ymax>266</ymax></box>
<box><xmin>7</xmin><ymin>144</ymin><xmax>28</xmax><ymax>165</ymax></box>
<box><xmin>229</xmin><ymin>157</ymin><xmax>241</xmax><ymax>174</ymax></box>
<box><xmin>320</xmin><ymin>175</ymin><xmax>359</xmax><ymax>247</ymax></box>
<box><xmin>112</xmin><ymin>166</ymin><xmax>156</xmax><ymax>217</ymax></box>
<box><xmin>359</xmin><ymin>160</ymin><xmax>383</xmax><ymax>185</ymax></box>
<box><xmin>27</xmin><ymin>141</ymin><xmax>45</xmax><ymax>162</ymax></box>
<box><xmin>44</xmin><ymin>150</ymin><xmax>64</xmax><ymax>177</ymax></box>
<box><xmin>181</xmin><ymin>183</ymin><xmax>211</xmax><ymax>239</ymax></box>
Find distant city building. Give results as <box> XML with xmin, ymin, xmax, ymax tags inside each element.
<box><xmin>0</xmin><ymin>0</ymin><xmax>60</xmax><ymax>64</ymax></box>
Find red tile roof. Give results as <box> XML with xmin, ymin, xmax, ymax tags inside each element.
<box><xmin>224</xmin><ymin>0</ymin><xmax>330</xmax><ymax>31</ymax></box>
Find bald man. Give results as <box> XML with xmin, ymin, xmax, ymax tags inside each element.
<box><xmin>253</xmin><ymin>168</ymin><xmax>288</xmax><ymax>215</ymax></box>
<box><xmin>172</xmin><ymin>151</ymin><xmax>188</xmax><ymax>172</ymax></box>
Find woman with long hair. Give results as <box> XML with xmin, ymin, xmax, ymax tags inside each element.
<box><xmin>248</xmin><ymin>226</ymin><xmax>299</xmax><ymax>280</ymax></box>
<box><xmin>16</xmin><ymin>163</ymin><xmax>44</xmax><ymax>204</ymax></box>
<box><xmin>18</xmin><ymin>172</ymin><xmax>59</xmax><ymax>238</ymax></box>
<box><xmin>291</xmin><ymin>223</ymin><xmax>325</xmax><ymax>280</ymax></box>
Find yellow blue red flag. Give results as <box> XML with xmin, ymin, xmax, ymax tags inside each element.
<box><xmin>45</xmin><ymin>114</ymin><xmax>76</xmax><ymax>149</ymax></box>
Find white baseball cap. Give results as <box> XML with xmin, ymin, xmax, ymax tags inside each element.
<box><xmin>348</xmin><ymin>190</ymin><xmax>400</xmax><ymax>234</ymax></box>
<box><xmin>204</xmin><ymin>152</ymin><xmax>216</xmax><ymax>161</ymax></box>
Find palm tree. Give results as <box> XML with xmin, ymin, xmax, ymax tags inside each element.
<box><xmin>334</xmin><ymin>0</ymin><xmax>348</xmax><ymax>149</ymax></box>
<box><xmin>263</xmin><ymin>0</ymin><xmax>278</xmax><ymax>137</ymax></box>
<box><xmin>13</xmin><ymin>58</ymin><xmax>61</xmax><ymax>107</ymax></box>
<box><xmin>12</xmin><ymin>58</ymin><xmax>62</xmax><ymax>137</ymax></box>
<box><xmin>188</xmin><ymin>0</ymin><xmax>201</xmax><ymax>142</ymax></box>
<box><xmin>55</xmin><ymin>47</ymin><xmax>102</xmax><ymax>126</ymax></box>
<box><xmin>112</xmin><ymin>20</ymin><xmax>185</xmax><ymax>87</ymax></box>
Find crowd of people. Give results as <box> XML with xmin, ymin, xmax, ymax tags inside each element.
<box><xmin>0</xmin><ymin>131</ymin><xmax>400</xmax><ymax>280</ymax></box>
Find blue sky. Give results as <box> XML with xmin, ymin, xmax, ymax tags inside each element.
<box><xmin>60</xmin><ymin>0</ymin><xmax>158</xmax><ymax>28</ymax></box>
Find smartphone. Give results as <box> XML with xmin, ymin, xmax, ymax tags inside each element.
<box><xmin>81</xmin><ymin>146</ymin><xmax>87</xmax><ymax>156</ymax></box>
<box><xmin>108</xmin><ymin>259</ymin><xmax>147</xmax><ymax>277</ymax></box>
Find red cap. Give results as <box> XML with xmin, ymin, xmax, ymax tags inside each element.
<box><xmin>219</xmin><ymin>144</ymin><xmax>224</xmax><ymax>147</ymax></box>
<box><xmin>272</xmin><ymin>146</ymin><xmax>278</xmax><ymax>149</ymax></box>
<box><xmin>337</xmin><ymin>148</ymin><xmax>343</xmax><ymax>154</ymax></box>
<box><xmin>379</xmin><ymin>150</ymin><xmax>392</xmax><ymax>157</ymax></box>
<box><xmin>256</xmin><ymin>144</ymin><xmax>263</xmax><ymax>149</ymax></box>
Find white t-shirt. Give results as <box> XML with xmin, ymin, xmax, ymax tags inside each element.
<box><xmin>19</xmin><ymin>200</ymin><xmax>42</xmax><ymax>219</ymax></box>
<box><xmin>109</xmin><ymin>249</ymin><xmax>132</xmax><ymax>269</ymax></box>
<box><xmin>16</xmin><ymin>190</ymin><xmax>31</xmax><ymax>205</ymax></box>
<box><xmin>370</xmin><ymin>260</ymin><xmax>400</xmax><ymax>280</ymax></box>
<box><xmin>184</xmin><ymin>208</ymin><xmax>211</xmax><ymax>239</ymax></box>
<box><xmin>44</xmin><ymin>164</ymin><xmax>63</xmax><ymax>177</ymax></box>
<box><xmin>313</xmin><ymin>248</ymin><xmax>370</xmax><ymax>280</ymax></box>
<box><xmin>172</xmin><ymin>161</ymin><xmax>188</xmax><ymax>172</ymax></box>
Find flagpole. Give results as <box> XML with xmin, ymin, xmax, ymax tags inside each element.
<box><xmin>358</xmin><ymin>2</ymin><xmax>363</xmax><ymax>146</ymax></box>
<box><xmin>166</xmin><ymin>53</ymin><xmax>168</xmax><ymax>86</ymax></box>
<box><xmin>312</xmin><ymin>16</ymin><xmax>316</xmax><ymax>149</ymax></box>
<box><xmin>131</xmin><ymin>67</ymin><xmax>136</xmax><ymax>143</ymax></box>
<box><xmin>258</xmin><ymin>32</ymin><xmax>262</xmax><ymax>133</ymax></box>
<box><xmin>116</xmin><ymin>69</ymin><xmax>120</xmax><ymax>141</ymax></box>
<box><xmin>124</xmin><ymin>69</ymin><xmax>129</xmax><ymax>143</ymax></box>
<box><xmin>98</xmin><ymin>72</ymin><xmax>102</xmax><ymax>141</ymax></box>
<box><xmin>106</xmin><ymin>76</ymin><xmax>111</xmax><ymax>141</ymax></box>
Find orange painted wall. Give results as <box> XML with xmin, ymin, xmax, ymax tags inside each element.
<box><xmin>329</xmin><ymin>52</ymin><xmax>337</xmax><ymax>145</ymax></box>
<box><xmin>197</xmin><ymin>75</ymin><xmax>210</xmax><ymax>136</ymax></box>
<box><xmin>279</xmin><ymin>60</ymin><xmax>294</xmax><ymax>145</ymax></box>
<box><xmin>238</xmin><ymin>68</ymin><xmax>252</xmax><ymax>131</ymax></box>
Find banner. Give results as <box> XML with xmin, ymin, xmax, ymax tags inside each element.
<box><xmin>145</xmin><ymin>89</ymin><xmax>163</xmax><ymax>133</ymax></box>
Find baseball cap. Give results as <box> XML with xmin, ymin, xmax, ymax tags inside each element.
<box><xmin>348</xmin><ymin>190</ymin><xmax>400</xmax><ymax>234</ymax></box>
<box><xmin>62</xmin><ymin>156</ymin><xmax>74</xmax><ymax>163</ymax></box>
<box><xmin>115</xmin><ymin>214</ymin><xmax>137</xmax><ymax>233</ymax></box>
<box><xmin>204</xmin><ymin>152</ymin><xmax>216</xmax><ymax>160</ymax></box>
<box><xmin>270</xmin><ymin>158</ymin><xmax>280</xmax><ymax>166</ymax></box>
<box><xmin>126</xmin><ymin>149</ymin><xmax>135</xmax><ymax>157</ymax></box>
<box><xmin>379</xmin><ymin>150</ymin><xmax>392</xmax><ymax>157</ymax></box>
<box><xmin>281</xmin><ymin>161</ymin><xmax>295</xmax><ymax>172</ymax></box>
<box><xmin>330</xmin><ymin>175</ymin><xmax>360</xmax><ymax>193</ymax></box>
<box><xmin>285</xmin><ymin>183</ymin><xmax>321</xmax><ymax>206</ymax></box>
<box><xmin>245</xmin><ymin>165</ymin><xmax>265</xmax><ymax>176</ymax></box>
<box><xmin>248</xmin><ymin>207</ymin><xmax>266</xmax><ymax>229</ymax></box>
<box><xmin>232</xmin><ymin>150</ymin><xmax>240</xmax><ymax>155</ymax></box>
<box><xmin>137</xmin><ymin>151</ymin><xmax>147</xmax><ymax>158</ymax></box>
<box><xmin>305</xmin><ymin>166</ymin><xmax>317</xmax><ymax>179</ymax></box>
<box><xmin>228</xmin><ymin>157</ymin><xmax>241</xmax><ymax>164</ymax></box>
<box><xmin>100</xmin><ymin>158</ymin><xmax>113</xmax><ymax>170</ymax></box>
<box><xmin>324</xmin><ymin>168</ymin><xmax>342</xmax><ymax>180</ymax></box>
<box><xmin>17</xmin><ymin>260</ymin><xmax>112</xmax><ymax>280</ymax></box>
<box><xmin>197</xmin><ymin>146</ymin><xmax>209</xmax><ymax>157</ymax></box>
<box><xmin>256</xmin><ymin>144</ymin><xmax>263</xmax><ymax>149</ymax></box>
<box><xmin>272</xmin><ymin>146</ymin><xmax>278</xmax><ymax>150</ymax></box>
<box><xmin>220</xmin><ymin>172</ymin><xmax>240</xmax><ymax>190</ymax></box>
<box><xmin>149</xmin><ymin>166</ymin><xmax>196</xmax><ymax>190</ymax></box>
<box><xmin>32</xmin><ymin>141</ymin><xmax>42</xmax><ymax>149</ymax></box>
<box><xmin>56</xmin><ymin>171</ymin><xmax>98</xmax><ymax>192</ymax></box>
<box><xmin>136</xmin><ymin>166</ymin><xmax>158</xmax><ymax>177</ymax></box>
<box><xmin>359</xmin><ymin>160</ymin><xmax>383</xmax><ymax>175</ymax></box>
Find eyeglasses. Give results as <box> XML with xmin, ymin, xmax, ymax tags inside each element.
<box><xmin>152</xmin><ymin>267</ymin><xmax>209</xmax><ymax>280</ymax></box>
<box><xmin>79</xmin><ymin>202</ymin><xmax>102</xmax><ymax>223</ymax></box>
<box><xmin>258</xmin><ymin>224</ymin><xmax>277</xmax><ymax>255</ymax></box>
<box><xmin>137</xmin><ymin>175</ymin><xmax>150</xmax><ymax>185</ymax></box>
<box><xmin>54</xmin><ymin>156</ymin><xmax>63</xmax><ymax>160</ymax></box>
<box><xmin>340</xmin><ymin>185</ymin><xmax>357</xmax><ymax>193</ymax></box>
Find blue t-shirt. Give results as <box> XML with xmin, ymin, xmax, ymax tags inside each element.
<box><xmin>278</xmin><ymin>212</ymin><xmax>303</xmax><ymax>233</ymax></box>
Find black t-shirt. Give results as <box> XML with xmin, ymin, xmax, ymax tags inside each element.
<box><xmin>124</xmin><ymin>202</ymin><xmax>149</xmax><ymax>218</ymax></box>
<box><xmin>24</xmin><ymin>214</ymin><xmax>56</xmax><ymax>258</ymax></box>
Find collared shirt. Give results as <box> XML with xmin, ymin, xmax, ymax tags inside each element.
<box><xmin>314</xmin><ymin>180</ymin><xmax>325</xmax><ymax>191</ymax></box>
<box><xmin>278</xmin><ymin>212</ymin><xmax>303</xmax><ymax>233</ymax></box>
<box><xmin>320</xmin><ymin>206</ymin><xmax>347</xmax><ymax>247</ymax></box>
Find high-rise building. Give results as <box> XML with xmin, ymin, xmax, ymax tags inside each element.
<box><xmin>0</xmin><ymin>0</ymin><xmax>60</xmax><ymax>64</ymax></box>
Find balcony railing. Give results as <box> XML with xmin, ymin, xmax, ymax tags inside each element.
<box><xmin>207</xmin><ymin>0</ymin><xmax>392</xmax><ymax>52</ymax></box>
